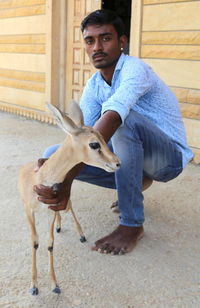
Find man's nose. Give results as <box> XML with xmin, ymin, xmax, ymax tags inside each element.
<box><xmin>93</xmin><ymin>39</ymin><xmax>102</xmax><ymax>52</ymax></box>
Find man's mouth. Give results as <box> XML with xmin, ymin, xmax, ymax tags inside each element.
<box><xmin>92</xmin><ymin>52</ymin><xmax>107</xmax><ymax>61</ymax></box>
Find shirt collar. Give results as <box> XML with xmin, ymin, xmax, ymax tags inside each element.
<box><xmin>96</xmin><ymin>53</ymin><xmax>126</xmax><ymax>85</ymax></box>
<box><xmin>114</xmin><ymin>52</ymin><xmax>126</xmax><ymax>72</ymax></box>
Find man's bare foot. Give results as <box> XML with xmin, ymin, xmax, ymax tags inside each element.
<box><xmin>91</xmin><ymin>225</ymin><xmax>144</xmax><ymax>255</ymax></box>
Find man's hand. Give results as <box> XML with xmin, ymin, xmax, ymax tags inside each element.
<box><xmin>33</xmin><ymin>182</ymin><xmax>71</xmax><ymax>211</ymax></box>
<box><xmin>34</xmin><ymin>158</ymin><xmax>48</xmax><ymax>171</ymax></box>
<box><xmin>33</xmin><ymin>157</ymin><xmax>71</xmax><ymax>211</ymax></box>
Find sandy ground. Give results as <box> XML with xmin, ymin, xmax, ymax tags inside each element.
<box><xmin>0</xmin><ymin>110</ymin><xmax>200</xmax><ymax>308</ymax></box>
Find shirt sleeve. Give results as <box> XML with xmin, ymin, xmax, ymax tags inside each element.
<box><xmin>80</xmin><ymin>77</ymin><xmax>101</xmax><ymax>127</ymax></box>
<box><xmin>101</xmin><ymin>59</ymin><xmax>153</xmax><ymax>124</ymax></box>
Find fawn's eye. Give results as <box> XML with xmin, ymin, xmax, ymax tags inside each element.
<box><xmin>89</xmin><ymin>142</ymin><xmax>101</xmax><ymax>150</ymax></box>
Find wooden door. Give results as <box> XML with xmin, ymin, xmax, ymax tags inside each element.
<box><xmin>65</xmin><ymin>0</ymin><xmax>101</xmax><ymax>109</ymax></box>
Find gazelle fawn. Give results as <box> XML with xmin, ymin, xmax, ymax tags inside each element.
<box><xmin>18</xmin><ymin>101</ymin><xmax>120</xmax><ymax>295</ymax></box>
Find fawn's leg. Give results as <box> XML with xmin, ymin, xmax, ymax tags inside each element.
<box><xmin>55</xmin><ymin>211</ymin><xmax>61</xmax><ymax>233</ymax></box>
<box><xmin>48</xmin><ymin>210</ymin><xmax>61</xmax><ymax>294</ymax></box>
<box><xmin>68</xmin><ymin>200</ymin><xmax>86</xmax><ymax>242</ymax></box>
<box><xmin>26</xmin><ymin>209</ymin><xmax>39</xmax><ymax>295</ymax></box>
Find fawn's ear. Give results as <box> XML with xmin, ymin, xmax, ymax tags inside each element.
<box><xmin>46</xmin><ymin>103</ymin><xmax>79</xmax><ymax>135</ymax></box>
<box><xmin>68</xmin><ymin>100</ymin><xmax>84</xmax><ymax>127</ymax></box>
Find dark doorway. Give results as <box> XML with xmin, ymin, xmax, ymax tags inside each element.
<box><xmin>102</xmin><ymin>0</ymin><xmax>132</xmax><ymax>53</ymax></box>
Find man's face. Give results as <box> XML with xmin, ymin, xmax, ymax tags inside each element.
<box><xmin>83</xmin><ymin>24</ymin><xmax>124</xmax><ymax>69</ymax></box>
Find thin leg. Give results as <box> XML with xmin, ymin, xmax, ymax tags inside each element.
<box><xmin>68</xmin><ymin>200</ymin><xmax>86</xmax><ymax>242</ymax></box>
<box><xmin>26</xmin><ymin>209</ymin><xmax>39</xmax><ymax>295</ymax></box>
<box><xmin>48</xmin><ymin>210</ymin><xmax>61</xmax><ymax>294</ymax></box>
<box><xmin>55</xmin><ymin>211</ymin><xmax>61</xmax><ymax>233</ymax></box>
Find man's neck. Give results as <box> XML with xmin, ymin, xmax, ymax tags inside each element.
<box><xmin>100</xmin><ymin>56</ymin><xmax>120</xmax><ymax>85</ymax></box>
<box><xmin>101</xmin><ymin>64</ymin><xmax>117</xmax><ymax>85</ymax></box>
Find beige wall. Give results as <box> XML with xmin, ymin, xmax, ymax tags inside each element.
<box><xmin>0</xmin><ymin>0</ymin><xmax>55</xmax><ymax>122</ymax></box>
<box><xmin>130</xmin><ymin>0</ymin><xmax>200</xmax><ymax>163</ymax></box>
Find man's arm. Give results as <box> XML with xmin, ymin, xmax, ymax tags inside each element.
<box><xmin>34</xmin><ymin>110</ymin><xmax>122</xmax><ymax>211</ymax></box>
<box><xmin>94</xmin><ymin>110</ymin><xmax>121</xmax><ymax>142</ymax></box>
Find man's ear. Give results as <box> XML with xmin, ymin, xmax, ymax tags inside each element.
<box><xmin>120</xmin><ymin>35</ymin><xmax>128</xmax><ymax>50</ymax></box>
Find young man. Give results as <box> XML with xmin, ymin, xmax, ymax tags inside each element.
<box><xmin>34</xmin><ymin>10</ymin><xmax>193</xmax><ymax>255</ymax></box>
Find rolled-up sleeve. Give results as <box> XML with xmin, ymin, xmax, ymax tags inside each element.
<box><xmin>101</xmin><ymin>60</ymin><xmax>153</xmax><ymax>124</ymax></box>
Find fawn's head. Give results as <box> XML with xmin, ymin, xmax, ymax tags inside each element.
<box><xmin>47</xmin><ymin>101</ymin><xmax>120</xmax><ymax>172</ymax></box>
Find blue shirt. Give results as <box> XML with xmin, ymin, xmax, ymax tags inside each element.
<box><xmin>80</xmin><ymin>53</ymin><xmax>193</xmax><ymax>167</ymax></box>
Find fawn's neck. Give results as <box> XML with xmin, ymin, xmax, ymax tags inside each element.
<box><xmin>36</xmin><ymin>135</ymin><xmax>80</xmax><ymax>186</ymax></box>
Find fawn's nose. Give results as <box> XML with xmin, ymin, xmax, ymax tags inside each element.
<box><xmin>116</xmin><ymin>162</ymin><xmax>121</xmax><ymax>168</ymax></box>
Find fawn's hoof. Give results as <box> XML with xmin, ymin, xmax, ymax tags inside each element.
<box><xmin>29</xmin><ymin>286</ymin><xmax>38</xmax><ymax>295</ymax></box>
<box><xmin>56</xmin><ymin>227</ymin><xmax>61</xmax><ymax>233</ymax></box>
<box><xmin>52</xmin><ymin>286</ymin><xmax>61</xmax><ymax>294</ymax></box>
<box><xmin>80</xmin><ymin>236</ymin><xmax>86</xmax><ymax>243</ymax></box>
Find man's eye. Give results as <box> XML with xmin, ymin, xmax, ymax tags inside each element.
<box><xmin>89</xmin><ymin>142</ymin><xmax>101</xmax><ymax>150</ymax></box>
<box><xmin>85</xmin><ymin>39</ymin><xmax>93</xmax><ymax>45</ymax></box>
<box><xmin>102</xmin><ymin>36</ymin><xmax>111</xmax><ymax>42</ymax></box>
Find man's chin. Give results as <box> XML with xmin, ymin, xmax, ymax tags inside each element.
<box><xmin>93</xmin><ymin>61</ymin><xmax>107</xmax><ymax>69</ymax></box>
<box><xmin>94</xmin><ymin>64</ymin><xmax>106</xmax><ymax>69</ymax></box>
<box><xmin>92</xmin><ymin>58</ymin><xmax>120</xmax><ymax>69</ymax></box>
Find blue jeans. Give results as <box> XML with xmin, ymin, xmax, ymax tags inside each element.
<box><xmin>43</xmin><ymin>110</ymin><xmax>183</xmax><ymax>227</ymax></box>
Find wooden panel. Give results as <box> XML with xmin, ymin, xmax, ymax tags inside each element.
<box><xmin>141</xmin><ymin>45</ymin><xmax>200</xmax><ymax>60</ymax></box>
<box><xmin>0</xmin><ymin>53</ymin><xmax>45</xmax><ymax>72</ymax></box>
<box><xmin>180</xmin><ymin>102</ymin><xmax>200</xmax><ymax>120</ymax></box>
<box><xmin>72</xmin><ymin>89</ymin><xmax>81</xmax><ymax>102</ymax></box>
<box><xmin>143</xmin><ymin>0</ymin><xmax>191</xmax><ymax>4</ymax></box>
<box><xmin>171</xmin><ymin>87</ymin><xmax>200</xmax><ymax>105</ymax></box>
<box><xmin>142</xmin><ymin>31</ymin><xmax>200</xmax><ymax>45</ymax></box>
<box><xmin>143</xmin><ymin>59</ymin><xmax>200</xmax><ymax>89</ymax></box>
<box><xmin>0</xmin><ymin>0</ymin><xmax>45</xmax><ymax>9</ymax></box>
<box><xmin>0</xmin><ymin>44</ymin><xmax>45</xmax><ymax>54</ymax></box>
<box><xmin>0</xmin><ymin>5</ymin><xmax>45</xmax><ymax>19</ymax></box>
<box><xmin>0</xmin><ymin>34</ymin><xmax>45</xmax><ymax>44</ymax></box>
<box><xmin>0</xmin><ymin>15</ymin><xmax>45</xmax><ymax>35</ymax></box>
<box><xmin>65</xmin><ymin>0</ymin><xmax>100</xmax><ymax>107</ymax></box>
<box><xmin>83</xmin><ymin>69</ymin><xmax>91</xmax><ymax>86</ymax></box>
<box><xmin>0</xmin><ymin>86</ymin><xmax>45</xmax><ymax>110</ymax></box>
<box><xmin>73</xmin><ymin>48</ymin><xmax>82</xmax><ymax>64</ymax></box>
<box><xmin>73</xmin><ymin>69</ymin><xmax>80</xmax><ymax>85</ymax></box>
<box><xmin>183</xmin><ymin>118</ymin><xmax>200</xmax><ymax>149</ymax></box>
<box><xmin>83</xmin><ymin>49</ymin><xmax>91</xmax><ymax>65</ymax></box>
<box><xmin>0</xmin><ymin>76</ymin><xmax>44</xmax><ymax>92</ymax></box>
<box><xmin>143</xmin><ymin>2</ymin><xmax>200</xmax><ymax>31</ymax></box>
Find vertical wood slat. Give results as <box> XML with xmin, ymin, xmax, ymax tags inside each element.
<box><xmin>129</xmin><ymin>0</ymin><xmax>142</xmax><ymax>57</ymax></box>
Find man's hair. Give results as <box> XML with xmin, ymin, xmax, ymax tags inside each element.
<box><xmin>81</xmin><ymin>9</ymin><xmax>125</xmax><ymax>38</ymax></box>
